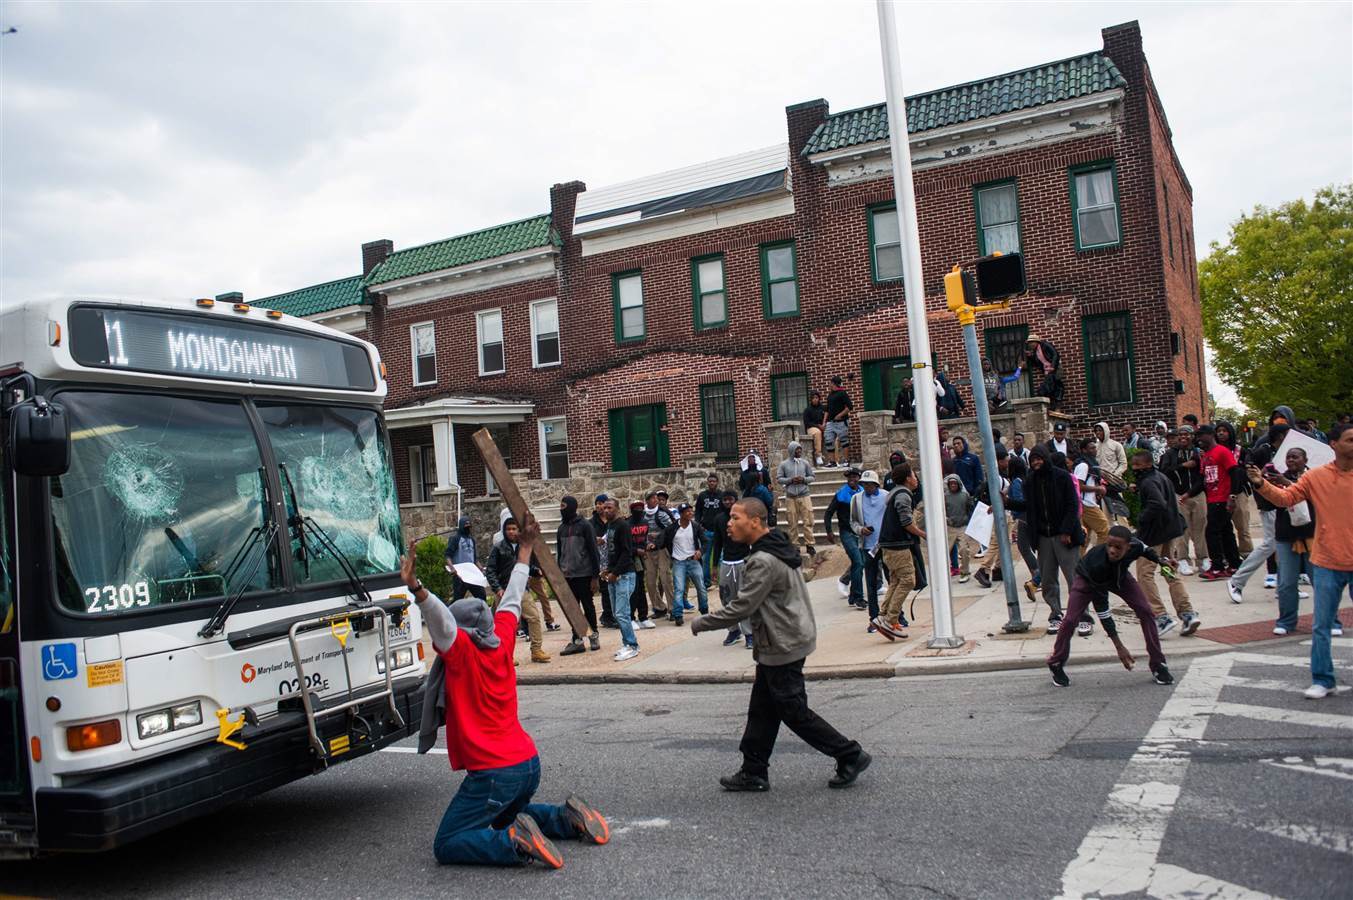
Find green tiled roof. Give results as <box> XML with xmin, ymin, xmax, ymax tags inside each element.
<box><xmin>364</xmin><ymin>214</ymin><xmax>553</xmax><ymax>286</ymax></box>
<box><xmin>803</xmin><ymin>52</ymin><xmax>1126</xmax><ymax>155</ymax></box>
<box><xmin>251</xmin><ymin>274</ymin><xmax>365</xmax><ymax>317</ymax></box>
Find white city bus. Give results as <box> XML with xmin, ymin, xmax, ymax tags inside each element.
<box><xmin>0</xmin><ymin>297</ymin><xmax>425</xmax><ymax>856</ymax></box>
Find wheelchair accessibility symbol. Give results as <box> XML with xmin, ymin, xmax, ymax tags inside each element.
<box><xmin>43</xmin><ymin>643</ymin><xmax>78</xmax><ymax>681</ymax></box>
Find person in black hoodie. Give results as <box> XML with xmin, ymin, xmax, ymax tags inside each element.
<box><xmin>690</xmin><ymin>497</ymin><xmax>869</xmax><ymax>792</ymax></box>
<box><xmin>1046</xmin><ymin>526</ymin><xmax>1174</xmax><ymax>688</ymax></box>
<box><xmin>625</xmin><ymin>501</ymin><xmax>653</xmax><ymax>630</ymax></box>
<box><xmin>556</xmin><ymin>496</ymin><xmax>600</xmax><ymax>656</ymax></box>
<box><xmin>590</xmin><ymin>495</ymin><xmax>618</xmax><ymax>629</ymax></box>
<box><xmin>1025</xmin><ymin>445</ymin><xmax>1084</xmax><ymax>633</ymax></box>
<box><xmin>1129</xmin><ymin>451</ymin><xmax>1197</xmax><ymax>636</ymax></box>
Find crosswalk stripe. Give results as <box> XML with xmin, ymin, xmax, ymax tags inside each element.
<box><xmin>1224</xmin><ymin>675</ymin><xmax>1352</xmax><ymax>694</ymax></box>
<box><xmin>1228</xmin><ymin>652</ymin><xmax>1312</xmax><ymax>668</ymax></box>
<box><xmin>1262</xmin><ymin>759</ymin><xmax>1353</xmax><ymax>782</ymax></box>
<box><xmin>1212</xmin><ymin>701</ymin><xmax>1353</xmax><ymax>731</ymax></box>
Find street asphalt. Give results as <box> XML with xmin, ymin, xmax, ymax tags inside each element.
<box><xmin>2</xmin><ymin>639</ymin><xmax>1349</xmax><ymax>899</ymax></box>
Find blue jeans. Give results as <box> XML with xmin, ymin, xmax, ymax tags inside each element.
<box><xmin>1310</xmin><ymin>565</ymin><xmax>1351</xmax><ymax>689</ymax></box>
<box><xmin>840</xmin><ymin>532</ymin><xmax>864</xmax><ymax>606</ymax></box>
<box><xmin>701</xmin><ymin>530</ymin><xmax>715</xmax><ymax>586</ymax></box>
<box><xmin>609</xmin><ymin>573</ymin><xmax>639</xmax><ymax>649</ymax></box>
<box><xmin>1274</xmin><ymin>540</ymin><xmax>1310</xmax><ymax>631</ymax></box>
<box><xmin>432</xmin><ymin>755</ymin><xmax>573</xmax><ymax>865</ymax></box>
<box><xmin>673</xmin><ymin>558</ymin><xmax>708</xmax><ymax>614</ymax></box>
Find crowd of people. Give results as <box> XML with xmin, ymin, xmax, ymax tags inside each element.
<box><xmin>439</xmin><ymin>402</ymin><xmax>1351</xmax><ymax>698</ymax></box>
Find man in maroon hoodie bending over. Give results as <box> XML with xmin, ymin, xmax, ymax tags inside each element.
<box><xmin>402</xmin><ymin>514</ymin><xmax>609</xmax><ymax>868</ymax></box>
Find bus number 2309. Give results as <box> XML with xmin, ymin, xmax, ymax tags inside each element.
<box><xmin>85</xmin><ymin>582</ymin><xmax>152</xmax><ymax>613</ymax></box>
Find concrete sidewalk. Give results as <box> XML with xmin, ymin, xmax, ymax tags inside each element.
<box><xmin>502</xmin><ymin>544</ymin><xmax>1351</xmax><ymax>684</ymax></box>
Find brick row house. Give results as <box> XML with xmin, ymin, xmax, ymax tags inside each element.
<box><xmin>250</xmin><ymin>20</ymin><xmax>1204</xmax><ymax>509</ymax></box>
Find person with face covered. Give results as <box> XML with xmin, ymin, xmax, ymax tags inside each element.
<box><xmin>406</xmin><ymin>516</ymin><xmax>612</xmax><ymax>868</ymax></box>
<box><xmin>1046</xmin><ymin>525</ymin><xmax>1174</xmax><ymax>688</ymax></box>
<box><xmin>556</xmin><ymin>496</ymin><xmax>601</xmax><ymax>656</ymax></box>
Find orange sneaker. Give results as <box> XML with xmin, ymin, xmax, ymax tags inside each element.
<box><xmin>563</xmin><ymin>795</ymin><xmax>610</xmax><ymax>845</ymax></box>
<box><xmin>508</xmin><ymin>813</ymin><xmax>564</xmax><ymax>868</ymax></box>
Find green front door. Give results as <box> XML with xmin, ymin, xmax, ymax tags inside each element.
<box><xmin>862</xmin><ymin>356</ymin><xmax>911</xmax><ymax>410</ymax></box>
<box><xmin>608</xmin><ymin>404</ymin><xmax>670</xmax><ymax>471</ymax></box>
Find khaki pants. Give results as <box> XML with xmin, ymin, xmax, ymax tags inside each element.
<box><xmin>945</xmin><ymin>525</ymin><xmax>974</xmax><ymax>575</ymax></box>
<box><xmin>1231</xmin><ymin>497</ymin><xmax>1254</xmax><ymax>556</ymax></box>
<box><xmin>805</xmin><ymin>427</ymin><xmax>824</xmax><ymax>458</ymax></box>
<box><xmin>527</xmin><ymin>576</ymin><xmax>555</xmax><ymax>627</ymax></box>
<box><xmin>880</xmin><ymin>547</ymin><xmax>917</xmax><ymax>627</ymax></box>
<box><xmin>1175</xmin><ymin>493</ymin><xmax>1208</xmax><ymax>564</ymax></box>
<box><xmin>1137</xmin><ymin>544</ymin><xmax>1193</xmax><ymax>618</ymax></box>
<box><xmin>645</xmin><ymin>548</ymin><xmax>674</xmax><ymax>614</ymax></box>
<box><xmin>521</xmin><ymin>589</ymin><xmax>545</xmax><ymax>653</ymax></box>
<box><xmin>785</xmin><ymin>495</ymin><xmax>814</xmax><ymax>550</ymax></box>
<box><xmin>1082</xmin><ymin>505</ymin><xmax>1111</xmax><ymax>549</ymax></box>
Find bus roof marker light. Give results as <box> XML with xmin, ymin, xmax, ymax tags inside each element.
<box><xmin>232</xmin><ymin>304</ymin><xmax>251</xmax><ymax>314</ymax></box>
<box><xmin>196</xmin><ymin>298</ymin><xmax>215</xmax><ymax>308</ymax></box>
<box><xmin>266</xmin><ymin>309</ymin><xmax>283</xmax><ymax>319</ymax></box>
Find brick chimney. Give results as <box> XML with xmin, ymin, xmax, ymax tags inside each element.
<box><xmin>361</xmin><ymin>239</ymin><xmax>394</xmax><ymax>277</ymax></box>
<box><xmin>549</xmin><ymin>181</ymin><xmax>586</xmax><ymax>244</ymax></box>
<box><xmin>1101</xmin><ymin>21</ymin><xmax>1144</xmax><ymax>84</ymax></box>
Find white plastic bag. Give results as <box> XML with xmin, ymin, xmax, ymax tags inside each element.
<box><xmin>1288</xmin><ymin>500</ymin><xmax>1312</xmax><ymax>527</ymax></box>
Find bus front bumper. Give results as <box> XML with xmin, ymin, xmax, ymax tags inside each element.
<box><xmin>34</xmin><ymin>675</ymin><xmax>424</xmax><ymax>852</ymax></box>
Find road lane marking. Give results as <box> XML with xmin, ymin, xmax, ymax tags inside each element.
<box><xmin>1057</xmin><ymin>654</ymin><xmax>1235</xmax><ymax>899</ymax></box>
<box><xmin>1225</xmin><ymin>675</ymin><xmax>1351</xmax><ymax>694</ymax></box>
<box><xmin>380</xmin><ymin>746</ymin><xmax>423</xmax><ymax>754</ymax></box>
<box><xmin>1261</xmin><ymin>756</ymin><xmax>1353</xmax><ymax>782</ymax></box>
<box><xmin>1212</xmin><ymin>702</ymin><xmax>1353</xmax><ymax>731</ymax></box>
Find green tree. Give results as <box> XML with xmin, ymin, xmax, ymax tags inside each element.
<box><xmin>1199</xmin><ymin>184</ymin><xmax>1353</xmax><ymax>425</ymax></box>
<box><xmin>415</xmin><ymin>534</ymin><xmax>453</xmax><ymax>601</ymax></box>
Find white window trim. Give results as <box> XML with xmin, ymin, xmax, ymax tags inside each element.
<box><xmin>475</xmin><ymin>308</ymin><xmax>505</xmax><ymax>376</ymax></box>
<box><xmin>410</xmin><ymin>321</ymin><xmax>436</xmax><ymax>386</ymax></box>
<box><xmin>529</xmin><ymin>297</ymin><xmax>561</xmax><ymax>369</ymax></box>
<box><xmin>538</xmin><ymin>416</ymin><xmax>566</xmax><ymax>479</ymax></box>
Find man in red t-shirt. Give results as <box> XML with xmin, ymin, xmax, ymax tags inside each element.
<box><xmin>1195</xmin><ymin>425</ymin><xmax>1243</xmax><ymax>579</ymax></box>
<box><xmin>401</xmin><ymin>515</ymin><xmax>610</xmax><ymax>868</ymax></box>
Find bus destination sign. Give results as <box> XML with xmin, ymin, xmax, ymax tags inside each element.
<box><xmin>68</xmin><ymin>305</ymin><xmax>377</xmax><ymax>391</ymax></box>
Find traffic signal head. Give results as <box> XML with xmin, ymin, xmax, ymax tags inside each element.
<box><xmin>944</xmin><ymin>266</ymin><xmax>977</xmax><ymax>311</ymax></box>
<box><xmin>974</xmin><ymin>252</ymin><xmax>1026</xmax><ymax>301</ymax></box>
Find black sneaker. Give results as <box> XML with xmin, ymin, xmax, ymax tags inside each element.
<box><xmin>723</xmin><ymin>630</ymin><xmax>742</xmax><ymax>646</ymax></box>
<box><xmin>719</xmin><ymin>770</ymin><xmax>769</xmax><ymax>792</ymax></box>
<box><xmin>974</xmin><ymin>569</ymin><xmax>992</xmax><ymax>589</ymax></box>
<box><xmin>1049</xmin><ymin>662</ymin><xmax>1070</xmax><ymax>687</ymax></box>
<box><xmin>673</xmin><ymin>616</ymin><xmax>684</xmax><ymax>627</ymax></box>
<box><xmin>559</xmin><ymin>640</ymin><xmax>585</xmax><ymax>656</ymax></box>
<box><xmin>828</xmin><ymin>750</ymin><xmax>872</xmax><ymax>789</ymax></box>
<box><xmin>563</xmin><ymin>795</ymin><xmax>610</xmax><ymax>845</ymax></box>
<box><xmin>588</xmin><ymin>633</ymin><xmax>601</xmax><ymax>652</ymax></box>
<box><xmin>600</xmin><ymin>616</ymin><xmax>620</xmax><ymax>630</ymax></box>
<box><xmin>1152</xmin><ymin>664</ymin><xmax>1174</xmax><ymax>685</ymax></box>
<box><xmin>508</xmin><ymin>813</ymin><xmax>564</xmax><ymax>868</ymax></box>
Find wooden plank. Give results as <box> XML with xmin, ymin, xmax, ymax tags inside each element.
<box><xmin>471</xmin><ymin>427</ymin><xmax>591</xmax><ymax>639</ymax></box>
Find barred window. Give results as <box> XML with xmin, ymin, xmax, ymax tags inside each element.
<box><xmin>1083</xmin><ymin>313</ymin><xmax>1134</xmax><ymax>405</ymax></box>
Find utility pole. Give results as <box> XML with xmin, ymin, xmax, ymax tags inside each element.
<box><xmin>875</xmin><ymin>0</ymin><xmax>962</xmax><ymax>649</ymax></box>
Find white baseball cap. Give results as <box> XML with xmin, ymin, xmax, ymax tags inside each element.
<box><xmin>859</xmin><ymin>470</ymin><xmax>882</xmax><ymax>485</ymax></box>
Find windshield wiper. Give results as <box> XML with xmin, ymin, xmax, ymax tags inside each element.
<box><xmin>198</xmin><ymin>519</ymin><xmax>278</xmax><ymax>638</ymax></box>
<box><xmin>278</xmin><ymin>462</ymin><xmax>372</xmax><ymax>607</ymax></box>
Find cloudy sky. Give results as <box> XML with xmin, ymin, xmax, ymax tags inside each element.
<box><xmin>2</xmin><ymin>1</ymin><xmax>1350</xmax><ymax>406</ymax></box>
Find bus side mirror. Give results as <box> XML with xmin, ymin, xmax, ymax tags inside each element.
<box><xmin>8</xmin><ymin>396</ymin><xmax>70</xmax><ymax>477</ymax></box>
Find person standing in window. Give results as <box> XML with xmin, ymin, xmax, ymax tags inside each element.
<box><xmin>802</xmin><ymin>392</ymin><xmax>827</xmax><ymax>466</ymax></box>
<box><xmin>824</xmin><ymin>376</ymin><xmax>853</xmax><ymax>468</ymax></box>
<box><xmin>1024</xmin><ymin>334</ymin><xmax>1063</xmax><ymax>409</ymax></box>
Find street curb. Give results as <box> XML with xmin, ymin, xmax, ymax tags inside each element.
<box><xmin>513</xmin><ymin>638</ymin><xmax>1268</xmax><ymax>686</ymax></box>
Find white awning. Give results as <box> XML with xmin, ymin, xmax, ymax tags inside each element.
<box><xmin>384</xmin><ymin>396</ymin><xmax>534</xmax><ymax>427</ymax></box>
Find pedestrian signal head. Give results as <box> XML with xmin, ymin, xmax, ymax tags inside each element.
<box><xmin>974</xmin><ymin>252</ymin><xmax>1026</xmax><ymax>301</ymax></box>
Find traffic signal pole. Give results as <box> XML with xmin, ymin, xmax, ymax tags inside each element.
<box><xmin>875</xmin><ymin>0</ymin><xmax>962</xmax><ymax>649</ymax></box>
<box><xmin>948</xmin><ymin>286</ymin><xmax>1029</xmax><ymax>634</ymax></box>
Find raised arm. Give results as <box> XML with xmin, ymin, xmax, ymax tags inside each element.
<box><xmin>1250</xmin><ymin>466</ymin><xmax>1312</xmax><ymax>509</ymax></box>
<box><xmin>400</xmin><ymin>540</ymin><xmax>457</xmax><ymax>653</ymax></box>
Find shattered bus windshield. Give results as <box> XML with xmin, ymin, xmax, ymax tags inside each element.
<box><xmin>256</xmin><ymin>404</ymin><xmax>402</xmax><ymax>585</ymax></box>
<box><xmin>51</xmin><ymin>392</ymin><xmax>279</xmax><ymax>614</ymax></box>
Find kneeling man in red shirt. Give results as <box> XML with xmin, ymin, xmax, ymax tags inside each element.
<box><xmin>403</xmin><ymin>514</ymin><xmax>609</xmax><ymax>868</ymax></box>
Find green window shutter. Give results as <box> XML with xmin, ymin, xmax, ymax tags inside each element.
<box><xmin>862</xmin><ymin>360</ymin><xmax>883</xmax><ymax>410</ymax></box>
<box><xmin>608</xmin><ymin>409</ymin><xmax>627</xmax><ymax>472</ymax></box>
<box><xmin>655</xmin><ymin>404</ymin><xmax>670</xmax><ymax>468</ymax></box>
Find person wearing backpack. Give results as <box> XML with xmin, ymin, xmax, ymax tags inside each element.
<box><xmin>872</xmin><ymin>463</ymin><xmax>925</xmax><ymax>640</ymax></box>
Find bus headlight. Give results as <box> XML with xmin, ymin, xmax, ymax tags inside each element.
<box><xmin>376</xmin><ymin>647</ymin><xmax>414</xmax><ymax>673</ymax></box>
<box><xmin>136</xmin><ymin>710</ymin><xmax>171</xmax><ymax>739</ymax></box>
<box><xmin>137</xmin><ymin>701</ymin><xmax>203</xmax><ymax>740</ymax></box>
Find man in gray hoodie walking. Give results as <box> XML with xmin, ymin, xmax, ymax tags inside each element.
<box><xmin>777</xmin><ymin>440</ymin><xmax>816</xmax><ymax>557</ymax></box>
<box><xmin>690</xmin><ymin>497</ymin><xmax>870</xmax><ymax>791</ymax></box>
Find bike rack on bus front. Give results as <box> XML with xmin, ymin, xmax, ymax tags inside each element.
<box><xmin>283</xmin><ymin>605</ymin><xmax>403</xmax><ymax>765</ymax></box>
